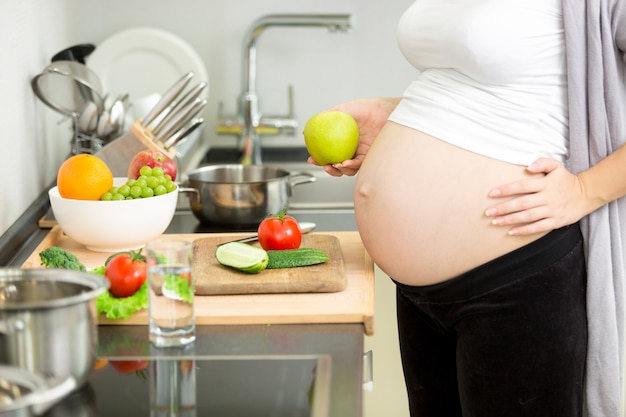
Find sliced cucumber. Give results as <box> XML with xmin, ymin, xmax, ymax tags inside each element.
<box><xmin>266</xmin><ymin>248</ymin><xmax>329</xmax><ymax>269</ymax></box>
<box><xmin>215</xmin><ymin>242</ymin><xmax>269</xmax><ymax>274</ymax></box>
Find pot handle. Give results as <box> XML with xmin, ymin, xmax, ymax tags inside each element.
<box><xmin>31</xmin><ymin>376</ymin><xmax>78</xmax><ymax>415</ymax></box>
<box><xmin>288</xmin><ymin>171</ymin><xmax>316</xmax><ymax>187</ymax></box>
<box><xmin>177</xmin><ymin>186</ymin><xmax>201</xmax><ymax>203</ymax></box>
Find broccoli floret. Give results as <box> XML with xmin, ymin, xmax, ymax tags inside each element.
<box><xmin>39</xmin><ymin>246</ymin><xmax>86</xmax><ymax>271</ymax></box>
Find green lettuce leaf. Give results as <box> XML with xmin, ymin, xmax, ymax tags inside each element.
<box><xmin>96</xmin><ymin>282</ymin><xmax>149</xmax><ymax>320</ymax></box>
<box><xmin>90</xmin><ymin>267</ymin><xmax>148</xmax><ymax>320</ymax></box>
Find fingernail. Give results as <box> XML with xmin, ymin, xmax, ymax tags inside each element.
<box><xmin>488</xmin><ymin>189</ymin><xmax>501</xmax><ymax>198</ymax></box>
<box><xmin>485</xmin><ymin>208</ymin><xmax>497</xmax><ymax>217</ymax></box>
<box><xmin>508</xmin><ymin>229</ymin><xmax>519</xmax><ymax>236</ymax></box>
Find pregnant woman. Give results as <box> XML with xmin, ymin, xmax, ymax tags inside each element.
<box><xmin>309</xmin><ymin>1</ymin><xmax>626</xmax><ymax>416</ymax></box>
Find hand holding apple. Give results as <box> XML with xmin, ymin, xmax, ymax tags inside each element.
<box><xmin>303</xmin><ymin>111</ymin><xmax>359</xmax><ymax>166</ymax></box>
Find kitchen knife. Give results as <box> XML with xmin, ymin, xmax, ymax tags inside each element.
<box><xmin>154</xmin><ymin>98</ymin><xmax>207</xmax><ymax>144</ymax></box>
<box><xmin>152</xmin><ymin>81</ymin><xmax>206</xmax><ymax>137</ymax></box>
<box><xmin>163</xmin><ymin>117</ymin><xmax>204</xmax><ymax>150</ymax></box>
<box><xmin>141</xmin><ymin>71</ymin><xmax>194</xmax><ymax>128</ymax></box>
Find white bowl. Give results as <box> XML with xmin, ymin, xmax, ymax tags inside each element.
<box><xmin>49</xmin><ymin>177</ymin><xmax>179</xmax><ymax>252</ymax></box>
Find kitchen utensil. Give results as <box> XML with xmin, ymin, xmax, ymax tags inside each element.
<box><xmin>0</xmin><ymin>268</ymin><xmax>109</xmax><ymax>387</ymax></box>
<box><xmin>0</xmin><ymin>366</ymin><xmax>77</xmax><ymax>417</ymax></box>
<box><xmin>93</xmin><ymin>72</ymin><xmax>194</xmax><ymax>175</ymax></box>
<box><xmin>51</xmin><ymin>44</ymin><xmax>96</xmax><ymax>64</ymax></box>
<box><xmin>179</xmin><ymin>164</ymin><xmax>316</xmax><ymax>226</ymax></box>
<box><xmin>153</xmin><ymin>98</ymin><xmax>207</xmax><ymax>144</ymax></box>
<box><xmin>76</xmin><ymin>100</ymin><xmax>99</xmax><ymax>134</ymax></box>
<box><xmin>141</xmin><ymin>71</ymin><xmax>193</xmax><ymax>127</ymax></box>
<box><xmin>219</xmin><ymin>221</ymin><xmax>316</xmax><ymax>245</ymax></box>
<box><xmin>152</xmin><ymin>81</ymin><xmax>207</xmax><ymax>137</ymax></box>
<box><xmin>106</xmin><ymin>93</ymin><xmax>128</xmax><ymax>137</ymax></box>
<box><xmin>163</xmin><ymin>118</ymin><xmax>204</xmax><ymax>150</ymax></box>
<box><xmin>31</xmin><ymin>61</ymin><xmax>105</xmax><ymax>117</ymax></box>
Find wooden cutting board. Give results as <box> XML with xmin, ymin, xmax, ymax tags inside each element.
<box><xmin>193</xmin><ymin>234</ymin><xmax>346</xmax><ymax>295</ymax></box>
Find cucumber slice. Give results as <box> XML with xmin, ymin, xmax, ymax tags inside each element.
<box><xmin>215</xmin><ymin>242</ymin><xmax>269</xmax><ymax>274</ymax></box>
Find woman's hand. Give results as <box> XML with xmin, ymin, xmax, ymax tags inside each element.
<box><xmin>307</xmin><ymin>97</ymin><xmax>400</xmax><ymax>177</ymax></box>
<box><xmin>484</xmin><ymin>158</ymin><xmax>592</xmax><ymax>236</ymax></box>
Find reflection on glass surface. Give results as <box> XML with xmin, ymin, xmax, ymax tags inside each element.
<box><xmin>151</xmin><ymin>359</ymin><xmax>196</xmax><ymax>416</ymax></box>
<box><xmin>84</xmin><ymin>355</ymin><xmax>330</xmax><ymax>417</ymax></box>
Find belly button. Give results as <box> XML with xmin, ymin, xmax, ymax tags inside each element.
<box><xmin>357</xmin><ymin>183</ymin><xmax>373</xmax><ymax>199</ymax></box>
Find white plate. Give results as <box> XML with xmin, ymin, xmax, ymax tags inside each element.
<box><xmin>87</xmin><ymin>27</ymin><xmax>209</xmax><ymax>111</ymax></box>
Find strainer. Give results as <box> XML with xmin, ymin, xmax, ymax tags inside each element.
<box><xmin>31</xmin><ymin>60</ymin><xmax>104</xmax><ymax>118</ymax></box>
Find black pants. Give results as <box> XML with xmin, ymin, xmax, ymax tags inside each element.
<box><xmin>394</xmin><ymin>224</ymin><xmax>587</xmax><ymax>417</ymax></box>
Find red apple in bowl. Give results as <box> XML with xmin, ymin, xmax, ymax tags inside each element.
<box><xmin>128</xmin><ymin>150</ymin><xmax>177</xmax><ymax>180</ymax></box>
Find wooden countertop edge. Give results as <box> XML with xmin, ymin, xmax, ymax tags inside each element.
<box><xmin>100</xmin><ymin>314</ymin><xmax>374</xmax><ymax>335</ymax></box>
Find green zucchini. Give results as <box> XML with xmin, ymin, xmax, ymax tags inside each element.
<box><xmin>215</xmin><ymin>242</ymin><xmax>269</xmax><ymax>273</ymax></box>
<box><xmin>266</xmin><ymin>248</ymin><xmax>329</xmax><ymax>269</ymax></box>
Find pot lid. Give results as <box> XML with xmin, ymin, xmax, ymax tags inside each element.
<box><xmin>0</xmin><ymin>268</ymin><xmax>108</xmax><ymax>310</ymax></box>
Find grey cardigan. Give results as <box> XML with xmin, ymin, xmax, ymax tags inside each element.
<box><xmin>564</xmin><ymin>0</ymin><xmax>626</xmax><ymax>415</ymax></box>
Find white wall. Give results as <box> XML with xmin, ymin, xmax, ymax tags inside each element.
<box><xmin>0</xmin><ymin>0</ymin><xmax>74</xmax><ymax>234</ymax></box>
<box><xmin>0</xmin><ymin>2</ymin><xmax>415</xmax><ymax>413</ymax></box>
<box><xmin>0</xmin><ymin>0</ymin><xmax>415</xmax><ymax>235</ymax></box>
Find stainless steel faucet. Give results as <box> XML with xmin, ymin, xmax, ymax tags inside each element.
<box><xmin>217</xmin><ymin>14</ymin><xmax>353</xmax><ymax>165</ymax></box>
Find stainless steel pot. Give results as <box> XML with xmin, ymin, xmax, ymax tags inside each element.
<box><xmin>0</xmin><ymin>269</ymin><xmax>109</xmax><ymax>388</ymax></box>
<box><xmin>180</xmin><ymin>164</ymin><xmax>315</xmax><ymax>226</ymax></box>
<box><xmin>0</xmin><ymin>365</ymin><xmax>76</xmax><ymax>417</ymax></box>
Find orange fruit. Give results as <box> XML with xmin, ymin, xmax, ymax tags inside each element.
<box><xmin>57</xmin><ymin>154</ymin><xmax>113</xmax><ymax>200</ymax></box>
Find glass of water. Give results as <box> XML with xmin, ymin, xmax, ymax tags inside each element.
<box><xmin>146</xmin><ymin>239</ymin><xmax>195</xmax><ymax>347</ymax></box>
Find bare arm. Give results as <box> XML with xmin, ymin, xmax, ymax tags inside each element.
<box><xmin>484</xmin><ymin>143</ymin><xmax>626</xmax><ymax>235</ymax></box>
<box><xmin>307</xmin><ymin>97</ymin><xmax>401</xmax><ymax>177</ymax></box>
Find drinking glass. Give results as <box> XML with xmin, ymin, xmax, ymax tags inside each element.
<box><xmin>146</xmin><ymin>239</ymin><xmax>195</xmax><ymax>347</ymax></box>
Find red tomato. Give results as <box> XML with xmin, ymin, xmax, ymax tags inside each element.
<box><xmin>109</xmin><ymin>360</ymin><xmax>149</xmax><ymax>374</ymax></box>
<box><xmin>105</xmin><ymin>250</ymin><xmax>147</xmax><ymax>298</ymax></box>
<box><xmin>257</xmin><ymin>209</ymin><xmax>302</xmax><ymax>250</ymax></box>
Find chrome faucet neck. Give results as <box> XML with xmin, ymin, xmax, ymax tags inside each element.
<box><xmin>241</xmin><ymin>14</ymin><xmax>352</xmax><ymax>96</ymax></box>
<box><xmin>217</xmin><ymin>14</ymin><xmax>353</xmax><ymax>165</ymax></box>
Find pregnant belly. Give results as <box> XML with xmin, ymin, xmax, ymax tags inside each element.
<box><xmin>354</xmin><ymin>122</ymin><xmax>548</xmax><ymax>286</ymax></box>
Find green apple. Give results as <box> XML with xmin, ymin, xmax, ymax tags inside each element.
<box><xmin>303</xmin><ymin>111</ymin><xmax>359</xmax><ymax>165</ymax></box>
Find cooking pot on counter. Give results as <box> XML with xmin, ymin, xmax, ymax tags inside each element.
<box><xmin>0</xmin><ymin>365</ymin><xmax>77</xmax><ymax>417</ymax></box>
<box><xmin>0</xmin><ymin>269</ymin><xmax>109</xmax><ymax>389</ymax></box>
<box><xmin>179</xmin><ymin>164</ymin><xmax>315</xmax><ymax>226</ymax></box>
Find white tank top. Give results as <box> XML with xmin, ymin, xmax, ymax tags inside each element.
<box><xmin>388</xmin><ymin>0</ymin><xmax>568</xmax><ymax>165</ymax></box>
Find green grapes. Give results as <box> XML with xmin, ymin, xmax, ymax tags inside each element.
<box><xmin>100</xmin><ymin>165</ymin><xmax>177</xmax><ymax>201</ymax></box>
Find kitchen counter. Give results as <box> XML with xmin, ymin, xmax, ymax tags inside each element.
<box><xmin>23</xmin><ymin>227</ymin><xmax>375</xmax><ymax>334</ymax></box>
<box><xmin>2</xmin><ymin>186</ymin><xmax>371</xmax><ymax>417</ymax></box>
